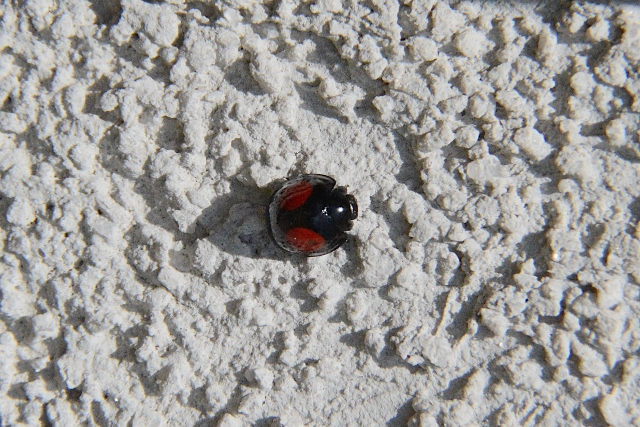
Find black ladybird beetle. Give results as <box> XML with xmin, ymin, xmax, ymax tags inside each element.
<box><xmin>268</xmin><ymin>174</ymin><xmax>358</xmax><ymax>256</ymax></box>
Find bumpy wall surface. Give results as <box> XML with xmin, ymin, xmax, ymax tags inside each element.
<box><xmin>1</xmin><ymin>1</ymin><xmax>639</xmax><ymax>426</ymax></box>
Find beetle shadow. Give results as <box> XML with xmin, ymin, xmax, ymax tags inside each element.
<box><xmin>196</xmin><ymin>191</ymin><xmax>287</xmax><ymax>261</ymax></box>
<box><xmin>195</xmin><ymin>179</ymin><xmax>313</xmax><ymax>262</ymax></box>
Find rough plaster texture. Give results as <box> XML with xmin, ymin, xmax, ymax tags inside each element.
<box><xmin>1</xmin><ymin>0</ymin><xmax>640</xmax><ymax>426</ymax></box>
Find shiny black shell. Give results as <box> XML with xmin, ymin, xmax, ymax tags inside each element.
<box><xmin>267</xmin><ymin>174</ymin><xmax>358</xmax><ymax>256</ymax></box>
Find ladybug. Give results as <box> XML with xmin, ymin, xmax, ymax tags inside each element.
<box><xmin>267</xmin><ymin>174</ymin><xmax>358</xmax><ymax>256</ymax></box>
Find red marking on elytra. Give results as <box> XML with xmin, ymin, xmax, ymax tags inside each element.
<box><xmin>285</xmin><ymin>228</ymin><xmax>325</xmax><ymax>252</ymax></box>
<box><xmin>280</xmin><ymin>182</ymin><xmax>313</xmax><ymax>211</ymax></box>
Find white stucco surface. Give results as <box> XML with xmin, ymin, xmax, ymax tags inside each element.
<box><xmin>1</xmin><ymin>1</ymin><xmax>639</xmax><ymax>426</ymax></box>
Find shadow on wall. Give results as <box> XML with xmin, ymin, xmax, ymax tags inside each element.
<box><xmin>197</xmin><ymin>190</ymin><xmax>288</xmax><ymax>261</ymax></box>
<box><xmin>86</xmin><ymin>0</ymin><xmax>122</xmax><ymax>26</ymax></box>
